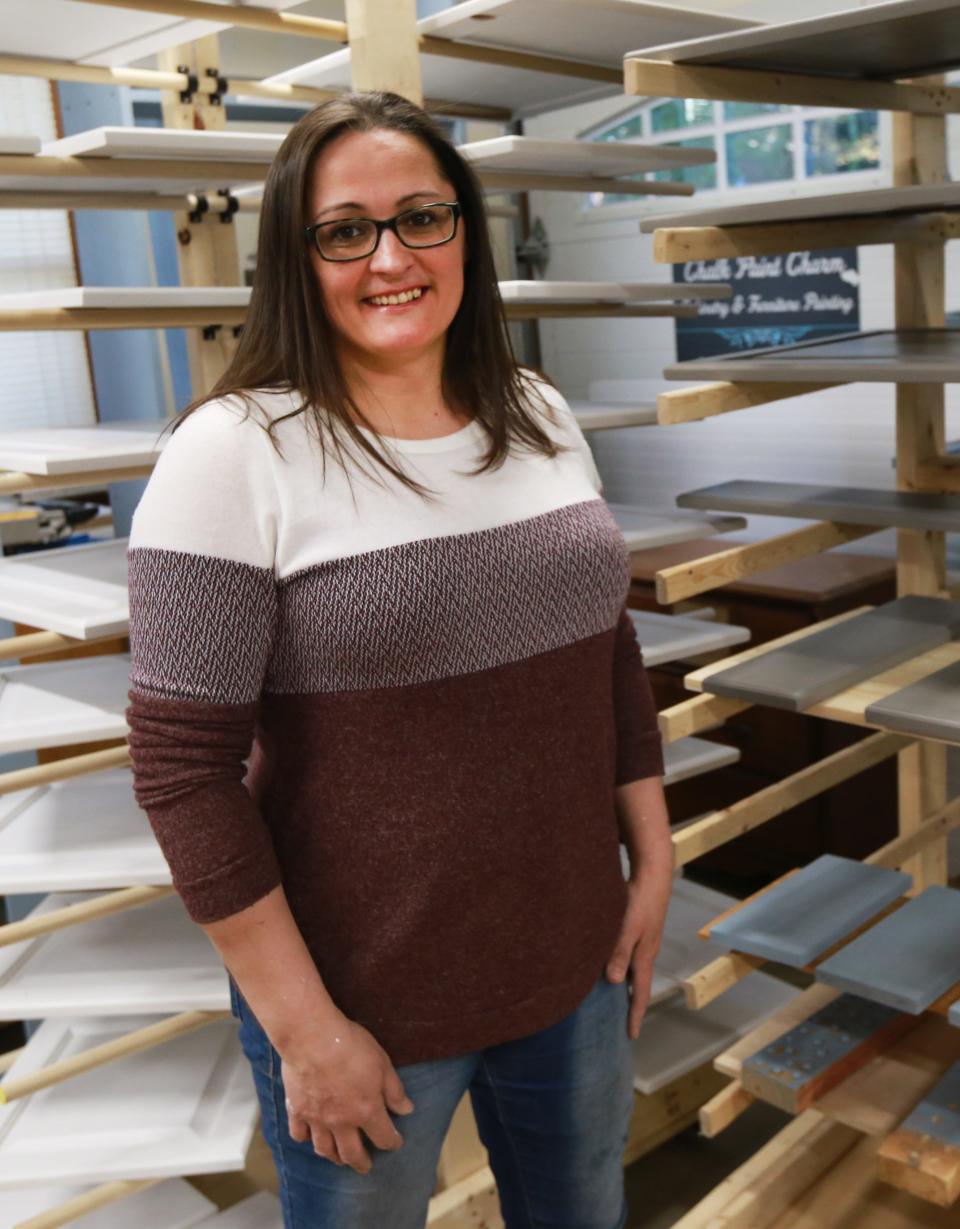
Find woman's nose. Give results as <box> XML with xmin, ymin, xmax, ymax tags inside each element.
<box><xmin>368</xmin><ymin>227</ymin><xmax>414</xmax><ymax>274</ymax></box>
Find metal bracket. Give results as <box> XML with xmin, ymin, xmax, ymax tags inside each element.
<box><xmin>202</xmin><ymin>325</ymin><xmax>221</xmax><ymax>342</ymax></box>
<box><xmin>515</xmin><ymin>217</ymin><xmax>549</xmax><ymax>278</ymax></box>
<box><xmin>188</xmin><ymin>194</ymin><xmax>210</xmax><ymax>225</ymax></box>
<box><xmin>204</xmin><ymin>66</ymin><xmax>229</xmax><ymax>106</ymax></box>
<box><xmin>217</xmin><ymin>189</ymin><xmax>240</xmax><ymax>225</ymax></box>
<box><xmin>177</xmin><ymin>65</ymin><xmax>199</xmax><ymax>104</ymax></box>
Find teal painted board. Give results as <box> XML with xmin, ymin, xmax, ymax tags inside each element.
<box><xmin>677</xmin><ymin>480</ymin><xmax>960</xmax><ymax>534</ymax></box>
<box><xmin>703</xmin><ymin>597</ymin><xmax>960</xmax><ymax>712</ymax></box>
<box><xmin>816</xmin><ymin>886</ymin><xmax>960</xmax><ymax>1015</ymax></box>
<box><xmin>865</xmin><ymin>660</ymin><xmax>960</xmax><ymax>747</ymax></box>
<box><xmin>709</xmin><ymin>854</ymin><xmax>909</xmax><ymax>968</ymax></box>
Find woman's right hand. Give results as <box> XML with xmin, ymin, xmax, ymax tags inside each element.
<box><xmin>279</xmin><ymin>1013</ymin><xmax>414</xmax><ymax>1174</ymax></box>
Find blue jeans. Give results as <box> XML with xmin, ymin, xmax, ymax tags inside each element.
<box><xmin>230</xmin><ymin>975</ymin><xmax>634</xmax><ymax>1229</ymax></box>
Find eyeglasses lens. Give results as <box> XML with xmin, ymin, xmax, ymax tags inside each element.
<box><xmin>316</xmin><ymin>204</ymin><xmax>455</xmax><ymax>260</ymax></box>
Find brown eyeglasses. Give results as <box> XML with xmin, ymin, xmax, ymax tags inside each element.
<box><xmin>305</xmin><ymin>202</ymin><xmax>462</xmax><ymax>262</ymax></box>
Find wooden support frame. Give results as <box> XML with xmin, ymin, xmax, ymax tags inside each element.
<box><xmin>623</xmin><ymin>58</ymin><xmax>960</xmax><ymax>116</ymax></box>
<box><xmin>654</xmin><ymin>522</ymin><xmax>880</xmax><ymax>604</ymax></box>
<box><xmin>699</xmin><ymin>1080</ymin><xmax>755</xmax><ymax>1138</ymax></box>
<box><xmin>652</xmin><ymin>212</ymin><xmax>960</xmax><ymax>263</ymax></box>
<box><xmin>877</xmin><ymin>1069</ymin><xmax>960</xmax><ymax>1207</ymax></box>
<box><xmin>656</xmin><ymin>380</ymin><xmax>837</xmax><ymax>425</ymax></box>
<box><xmin>0</xmin><ymin>465</ymin><xmax>154</xmax><ymax>495</ymax></box>
<box><xmin>658</xmin><ymin>691</ymin><xmax>749</xmax><ymax>744</ymax></box>
<box><xmin>0</xmin><ymin>1010</ymin><xmax>226</xmax><ymax>1105</ymax></box>
<box><xmin>63</xmin><ymin>0</ymin><xmax>349</xmax><ymax>40</ymax></box>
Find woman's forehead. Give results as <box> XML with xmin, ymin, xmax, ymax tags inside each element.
<box><xmin>311</xmin><ymin>129</ymin><xmax>449</xmax><ymax>203</ymax></box>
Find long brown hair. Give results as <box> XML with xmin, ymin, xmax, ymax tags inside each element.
<box><xmin>176</xmin><ymin>91</ymin><xmax>562</xmax><ymax>493</ymax></box>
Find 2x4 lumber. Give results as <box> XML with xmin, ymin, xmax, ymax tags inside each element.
<box><xmin>0</xmin><ymin>465</ymin><xmax>153</xmax><ymax>495</ymax></box>
<box><xmin>65</xmin><ymin>0</ymin><xmax>349</xmax><ymax>40</ymax></box>
<box><xmin>0</xmin><ymin>154</ymin><xmax>273</xmax><ymax>183</ymax></box>
<box><xmin>426</xmin><ymin>1166</ymin><xmax>500</xmax><ymax>1228</ymax></box>
<box><xmin>658</xmin><ymin>692</ymin><xmax>749</xmax><ymax>744</ymax></box>
<box><xmin>419</xmin><ymin>35</ymin><xmax>620</xmax><ymax>84</ymax></box>
<box><xmin>672</xmin><ymin>732</ymin><xmax>910</xmax><ymax>867</ymax></box>
<box><xmin>0</xmin><ymin>629</ymin><xmax>94</xmax><ymax>661</ymax></box>
<box><xmin>0</xmin><ymin>885</ymin><xmax>173</xmax><ymax>950</ymax></box>
<box><xmin>15</xmin><ymin>1181</ymin><xmax>159</xmax><ymax>1229</ymax></box>
<box><xmin>915</xmin><ymin>457</ymin><xmax>960</xmax><ymax>494</ymax></box>
<box><xmin>347</xmin><ymin>0</ymin><xmax>421</xmax><ymax>104</ymax></box>
<box><xmin>740</xmin><ymin>996</ymin><xmax>917</xmax><ymax>1116</ymax></box>
<box><xmin>475</xmin><ymin>170</ymin><xmax>693</xmax><ymax>196</ymax></box>
<box><xmin>623</xmin><ymin>58</ymin><xmax>960</xmax><ymax>117</ymax></box>
<box><xmin>877</xmin><ymin>1062</ymin><xmax>960</xmax><ymax>1208</ymax></box>
<box><xmin>652</xmin><ymin>213</ymin><xmax>960</xmax><ymax>264</ymax></box>
<box><xmin>0</xmin><ymin>1010</ymin><xmax>226</xmax><ymax>1105</ymax></box>
<box><xmin>0</xmin><ymin>192</ymin><xmax>215</xmax><ymax>212</ymax></box>
<box><xmin>656</xmin><ymin>381</ymin><xmax>837</xmax><ymax>426</ymax></box>
<box><xmin>654</xmin><ymin>521</ymin><xmax>880</xmax><ymax>604</ymax></box>
<box><xmin>715</xmin><ymin>985</ymin><xmax>841</xmax><ymax>1081</ymax></box>
<box><xmin>699</xmin><ymin>1080</ymin><xmax>755</xmax><ymax>1138</ymax></box>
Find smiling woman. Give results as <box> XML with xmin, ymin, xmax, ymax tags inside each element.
<box><xmin>124</xmin><ymin>90</ymin><xmax>671</xmax><ymax>1229</ymax></box>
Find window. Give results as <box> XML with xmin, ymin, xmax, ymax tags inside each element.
<box><xmin>583</xmin><ymin>101</ymin><xmax>882</xmax><ymax>209</ymax></box>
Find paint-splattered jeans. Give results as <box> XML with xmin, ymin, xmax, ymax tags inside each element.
<box><xmin>230</xmin><ymin>973</ymin><xmax>634</xmax><ymax>1229</ymax></box>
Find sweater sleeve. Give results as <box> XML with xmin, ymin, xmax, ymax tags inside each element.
<box><xmin>531</xmin><ymin>376</ymin><xmax>664</xmax><ymax>784</ymax></box>
<box><xmin>126</xmin><ymin>400</ymin><xmax>283</xmax><ymax>923</ymax></box>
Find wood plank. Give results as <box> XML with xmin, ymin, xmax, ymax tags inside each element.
<box><xmin>878</xmin><ymin>1061</ymin><xmax>960</xmax><ymax>1206</ymax></box>
<box><xmin>715</xmin><ymin>985</ymin><xmax>842</xmax><ymax>1080</ymax></box>
<box><xmin>657</xmin><ymin>692</ymin><xmax>749</xmax><ymax>744</ymax></box>
<box><xmin>570</xmin><ymin>400</ymin><xmax>656</xmax><ymax>431</ymax></box>
<box><xmin>460</xmin><ymin>133</ymin><xmax>715</xmax><ymax>176</ymax></box>
<box><xmin>699</xmin><ymin>1080</ymin><xmax>755</xmax><ymax>1138</ymax></box>
<box><xmin>611</xmin><ymin>506</ymin><xmax>744</xmax><ymax>553</ymax></box>
<box><xmin>741</xmin><ymin>995</ymin><xmax>917</xmax><ymax>1115</ymax></box>
<box><xmin>663</xmin><ymin>737</ymin><xmax>739</xmax><ymax>786</ymax></box>
<box><xmin>656</xmin><ymin>380</ymin><xmax>836</xmax><ymax>425</ymax></box>
<box><xmin>655</xmin><ymin>522</ymin><xmax>880</xmax><ymax>605</ymax></box>
<box><xmin>866</xmin><ymin>658</ymin><xmax>960</xmax><ymax>744</ymax></box>
<box><xmin>629</xmin><ymin>608</ymin><xmax>750</xmax><ymax>668</ymax></box>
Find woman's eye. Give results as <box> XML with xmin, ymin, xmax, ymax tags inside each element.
<box><xmin>330</xmin><ymin>223</ymin><xmax>364</xmax><ymax>243</ymax></box>
<box><xmin>407</xmin><ymin>210</ymin><xmax>437</xmax><ymax>227</ymax></box>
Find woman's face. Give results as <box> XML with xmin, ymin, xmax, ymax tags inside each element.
<box><xmin>307</xmin><ymin>128</ymin><xmax>466</xmax><ymax>369</ymax></box>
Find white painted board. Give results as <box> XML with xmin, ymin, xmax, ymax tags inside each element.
<box><xmin>570</xmin><ymin>401</ymin><xmax>657</xmax><ymax>431</ymax></box>
<box><xmin>610</xmin><ymin>505</ymin><xmax>746</xmax><ymax>551</ymax></box>
<box><xmin>6</xmin><ymin>1177</ymin><xmax>216</xmax><ymax>1229</ymax></box>
<box><xmin>663</xmin><ymin>737</ymin><xmax>740</xmax><ymax>787</ymax></box>
<box><xmin>632</xmin><ymin>970</ymin><xmax>797</xmax><ymax>1095</ymax></box>
<box><xmin>4</xmin><ymin>0</ymin><xmax>310</xmax><ymax>68</ymax></box>
<box><xmin>0</xmin><ymin>135</ymin><xmax>41</xmax><ymax>155</ymax></box>
<box><xmin>0</xmin><ymin>893</ymin><xmax>228</xmax><ymax>1018</ymax></box>
<box><xmin>0</xmin><ymin>655</ymin><xmax>129</xmax><ymax>755</ymax></box>
<box><xmin>0</xmin><ymin>287</ymin><xmax>250</xmax><ymax>310</ymax></box>
<box><xmin>642</xmin><ymin>180</ymin><xmax>960</xmax><ymax>232</ymax></box>
<box><xmin>499</xmin><ymin>280</ymin><xmax>731</xmax><ymax>303</ymax></box>
<box><xmin>0</xmin><ymin>1014</ymin><xmax>258</xmax><ymax>1187</ymax></box>
<box><xmin>461</xmin><ymin>134</ymin><xmax>714</xmax><ymax>176</ymax></box>
<box><xmin>629</xmin><ymin>608</ymin><xmax>751</xmax><ymax>667</ymax></box>
<box><xmin>44</xmin><ymin>127</ymin><xmax>286</xmax><ymax>162</ymax></box>
<box><xmin>196</xmin><ymin>1193</ymin><xmax>284</xmax><ymax>1228</ymax></box>
<box><xmin>628</xmin><ymin>0</ymin><xmax>960</xmax><ymax>81</ymax></box>
<box><xmin>0</xmin><ymin>538</ymin><xmax>128</xmax><ymax>639</ymax></box>
<box><xmin>0</xmin><ymin>771</ymin><xmax>167</xmax><ymax>894</ymax></box>
<box><xmin>266</xmin><ymin>0</ymin><xmax>753</xmax><ymax>117</ymax></box>
<box><xmin>0</xmin><ymin>419</ymin><xmax>167</xmax><ymax>475</ymax></box>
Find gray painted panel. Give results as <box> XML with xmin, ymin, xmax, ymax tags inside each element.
<box><xmin>677</xmin><ymin>480</ymin><xmax>960</xmax><ymax>533</ymax></box>
<box><xmin>662</xmin><ymin>736</ymin><xmax>740</xmax><ymax>786</ymax></box>
<box><xmin>703</xmin><ymin>597</ymin><xmax>960</xmax><ymax>712</ymax></box>
<box><xmin>865</xmin><ymin>659</ymin><xmax>960</xmax><ymax>746</ymax></box>
<box><xmin>628</xmin><ymin>608</ymin><xmax>750</xmax><ymax>667</ymax></box>
<box><xmin>664</xmin><ymin>330</ymin><xmax>960</xmax><ymax>385</ymax></box>
<box><xmin>631</xmin><ymin>0</ymin><xmax>960</xmax><ymax>80</ymax></box>
<box><xmin>641</xmin><ymin>182</ymin><xmax>960</xmax><ymax>233</ymax></box>
<box><xmin>897</xmin><ymin>1059</ymin><xmax>960</xmax><ymax>1146</ymax></box>
<box><xmin>949</xmin><ymin>999</ymin><xmax>960</xmax><ymax>1029</ymax></box>
<box><xmin>709</xmin><ymin>854</ymin><xmax>910</xmax><ymax>968</ymax></box>
<box><xmin>816</xmin><ymin>886</ymin><xmax>960</xmax><ymax>1015</ymax></box>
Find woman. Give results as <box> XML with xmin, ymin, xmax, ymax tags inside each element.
<box><xmin>126</xmin><ymin>91</ymin><xmax>672</xmax><ymax>1229</ymax></box>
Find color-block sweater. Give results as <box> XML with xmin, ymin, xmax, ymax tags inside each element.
<box><xmin>126</xmin><ymin>377</ymin><xmax>664</xmax><ymax>1065</ymax></box>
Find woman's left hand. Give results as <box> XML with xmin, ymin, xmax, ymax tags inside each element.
<box><xmin>606</xmin><ymin>872</ymin><xmax>672</xmax><ymax>1040</ymax></box>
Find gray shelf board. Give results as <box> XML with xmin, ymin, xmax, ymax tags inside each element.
<box><xmin>950</xmin><ymin>999</ymin><xmax>960</xmax><ymax>1029</ymax></box>
<box><xmin>865</xmin><ymin>659</ymin><xmax>960</xmax><ymax>747</ymax></box>
<box><xmin>610</xmin><ymin>505</ymin><xmax>746</xmax><ymax>552</ymax></box>
<box><xmin>460</xmin><ymin>134</ymin><xmax>715</xmax><ymax>177</ymax></box>
<box><xmin>570</xmin><ymin>401</ymin><xmax>658</xmax><ymax>431</ymax></box>
<box><xmin>703</xmin><ymin>596</ymin><xmax>960</xmax><ymax>713</ymax></box>
<box><xmin>664</xmin><ymin>329</ymin><xmax>960</xmax><ymax>386</ymax></box>
<box><xmin>816</xmin><ymin>885</ymin><xmax>960</xmax><ymax>1015</ymax></box>
<box><xmin>662</xmin><ymin>737</ymin><xmax>740</xmax><ymax>787</ymax></box>
<box><xmin>709</xmin><ymin>854</ymin><xmax>910</xmax><ymax>969</ymax></box>
<box><xmin>42</xmin><ymin>127</ymin><xmax>284</xmax><ymax>162</ymax></box>
<box><xmin>0</xmin><ymin>135</ymin><xmax>40</xmax><ymax>156</ymax></box>
<box><xmin>499</xmin><ymin>280</ymin><xmax>731</xmax><ymax>304</ymax></box>
<box><xmin>629</xmin><ymin>608</ymin><xmax>750</xmax><ymax>667</ymax></box>
<box><xmin>894</xmin><ymin>1060</ymin><xmax>960</xmax><ymax>1146</ymax></box>
<box><xmin>641</xmin><ymin>180</ymin><xmax>960</xmax><ymax>233</ymax></box>
<box><xmin>267</xmin><ymin>0</ymin><xmax>753</xmax><ymax>117</ymax></box>
<box><xmin>628</xmin><ymin>0</ymin><xmax>960</xmax><ymax>81</ymax></box>
<box><xmin>676</xmin><ymin>480</ymin><xmax>960</xmax><ymax>534</ymax></box>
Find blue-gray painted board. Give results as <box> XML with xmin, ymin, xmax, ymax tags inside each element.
<box><xmin>865</xmin><ymin>660</ymin><xmax>960</xmax><ymax>747</ymax></box>
<box><xmin>817</xmin><ymin>886</ymin><xmax>960</xmax><ymax>1015</ymax></box>
<box><xmin>703</xmin><ymin>597</ymin><xmax>960</xmax><ymax>712</ymax></box>
<box><xmin>897</xmin><ymin>1059</ymin><xmax>960</xmax><ymax>1148</ymax></box>
<box><xmin>709</xmin><ymin>854</ymin><xmax>909</xmax><ymax>968</ymax></box>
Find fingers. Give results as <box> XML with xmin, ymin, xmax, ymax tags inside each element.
<box><xmin>606</xmin><ymin>931</ymin><xmax>638</xmax><ymax>983</ymax></box>
<box><xmin>309</xmin><ymin>1124</ymin><xmax>341</xmax><ymax>1165</ymax></box>
<box><xmin>333</xmin><ymin>1126</ymin><xmax>373</xmax><ymax>1175</ymax></box>
<box><xmin>287</xmin><ymin>1105</ymin><xmax>310</xmax><ymax>1144</ymax></box>
<box><xmin>363</xmin><ymin>1107</ymin><xmax>405</xmax><ymax>1153</ymax></box>
<box><xmin>383</xmin><ymin>1067</ymin><xmax>415</xmax><ymax>1116</ymax></box>
<box><xmin>627</xmin><ymin>951</ymin><xmax>656</xmax><ymax>1039</ymax></box>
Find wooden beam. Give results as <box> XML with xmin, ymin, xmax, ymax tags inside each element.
<box><xmin>715</xmin><ymin>985</ymin><xmax>841</xmax><ymax>1080</ymax></box>
<box><xmin>0</xmin><ymin>465</ymin><xmax>153</xmax><ymax>495</ymax></box>
<box><xmin>63</xmin><ymin>0</ymin><xmax>348</xmax><ymax>40</ymax></box>
<box><xmin>0</xmin><ymin>1046</ymin><xmax>24</xmax><ymax>1076</ymax></box>
<box><xmin>867</xmin><ymin>794</ymin><xmax>960</xmax><ymax>871</ymax></box>
<box><xmin>0</xmin><ymin>886</ymin><xmax>173</xmax><ymax>950</ymax></box>
<box><xmin>672</xmin><ymin>732</ymin><xmax>910</xmax><ymax>867</ymax></box>
<box><xmin>655</xmin><ymin>522</ymin><xmax>880</xmax><ymax>604</ymax></box>
<box><xmin>915</xmin><ymin>457</ymin><xmax>960</xmax><ymax>493</ymax></box>
<box><xmin>0</xmin><ymin>744</ymin><xmax>130</xmax><ymax>795</ymax></box>
<box><xmin>0</xmin><ymin>191</ymin><xmax>203</xmax><ymax>212</ymax></box>
<box><xmin>0</xmin><ymin>307</ymin><xmax>247</xmax><ymax>331</ymax></box>
<box><xmin>877</xmin><ymin>1071</ymin><xmax>960</xmax><ymax>1207</ymax></box>
<box><xmin>657</xmin><ymin>692</ymin><xmax>749</xmax><ymax>744</ymax></box>
<box><xmin>0</xmin><ymin>154</ymin><xmax>272</xmax><ymax>183</ymax></box>
<box><xmin>348</xmin><ymin>0</ymin><xmax>421</xmax><ymax>104</ymax></box>
<box><xmin>15</xmin><ymin>1182</ymin><xmax>160</xmax><ymax>1229</ymax></box>
<box><xmin>623</xmin><ymin>58</ymin><xmax>960</xmax><ymax>116</ymax></box>
<box><xmin>684</xmin><ymin>951</ymin><xmax>765</xmax><ymax>1010</ymax></box>
<box><xmin>656</xmin><ymin>381</ymin><xmax>837</xmax><ymax>426</ymax></box>
<box><xmin>652</xmin><ymin>212</ymin><xmax>960</xmax><ymax>264</ymax></box>
<box><xmin>476</xmin><ymin>170</ymin><xmax>694</xmax><ymax>197</ymax></box>
<box><xmin>420</xmin><ymin>35</ymin><xmax>620</xmax><ymax>84</ymax></box>
<box><xmin>0</xmin><ymin>628</ymin><xmax>108</xmax><ymax>660</ymax></box>
<box><xmin>699</xmin><ymin>1080</ymin><xmax>756</xmax><ymax>1138</ymax></box>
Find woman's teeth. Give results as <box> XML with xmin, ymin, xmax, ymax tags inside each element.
<box><xmin>367</xmin><ymin>288</ymin><xmax>423</xmax><ymax>306</ymax></box>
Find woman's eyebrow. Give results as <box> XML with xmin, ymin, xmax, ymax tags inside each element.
<box><xmin>313</xmin><ymin>190</ymin><xmax>442</xmax><ymax>221</ymax></box>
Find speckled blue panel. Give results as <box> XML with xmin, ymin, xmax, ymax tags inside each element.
<box><xmin>709</xmin><ymin>854</ymin><xmax>909</xmax><ymax>968</ymax></box>
<box><xmin>898</xmin><ymin>1060</ymin><xmax>960</xmax><ymax>1148</ymax></box>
